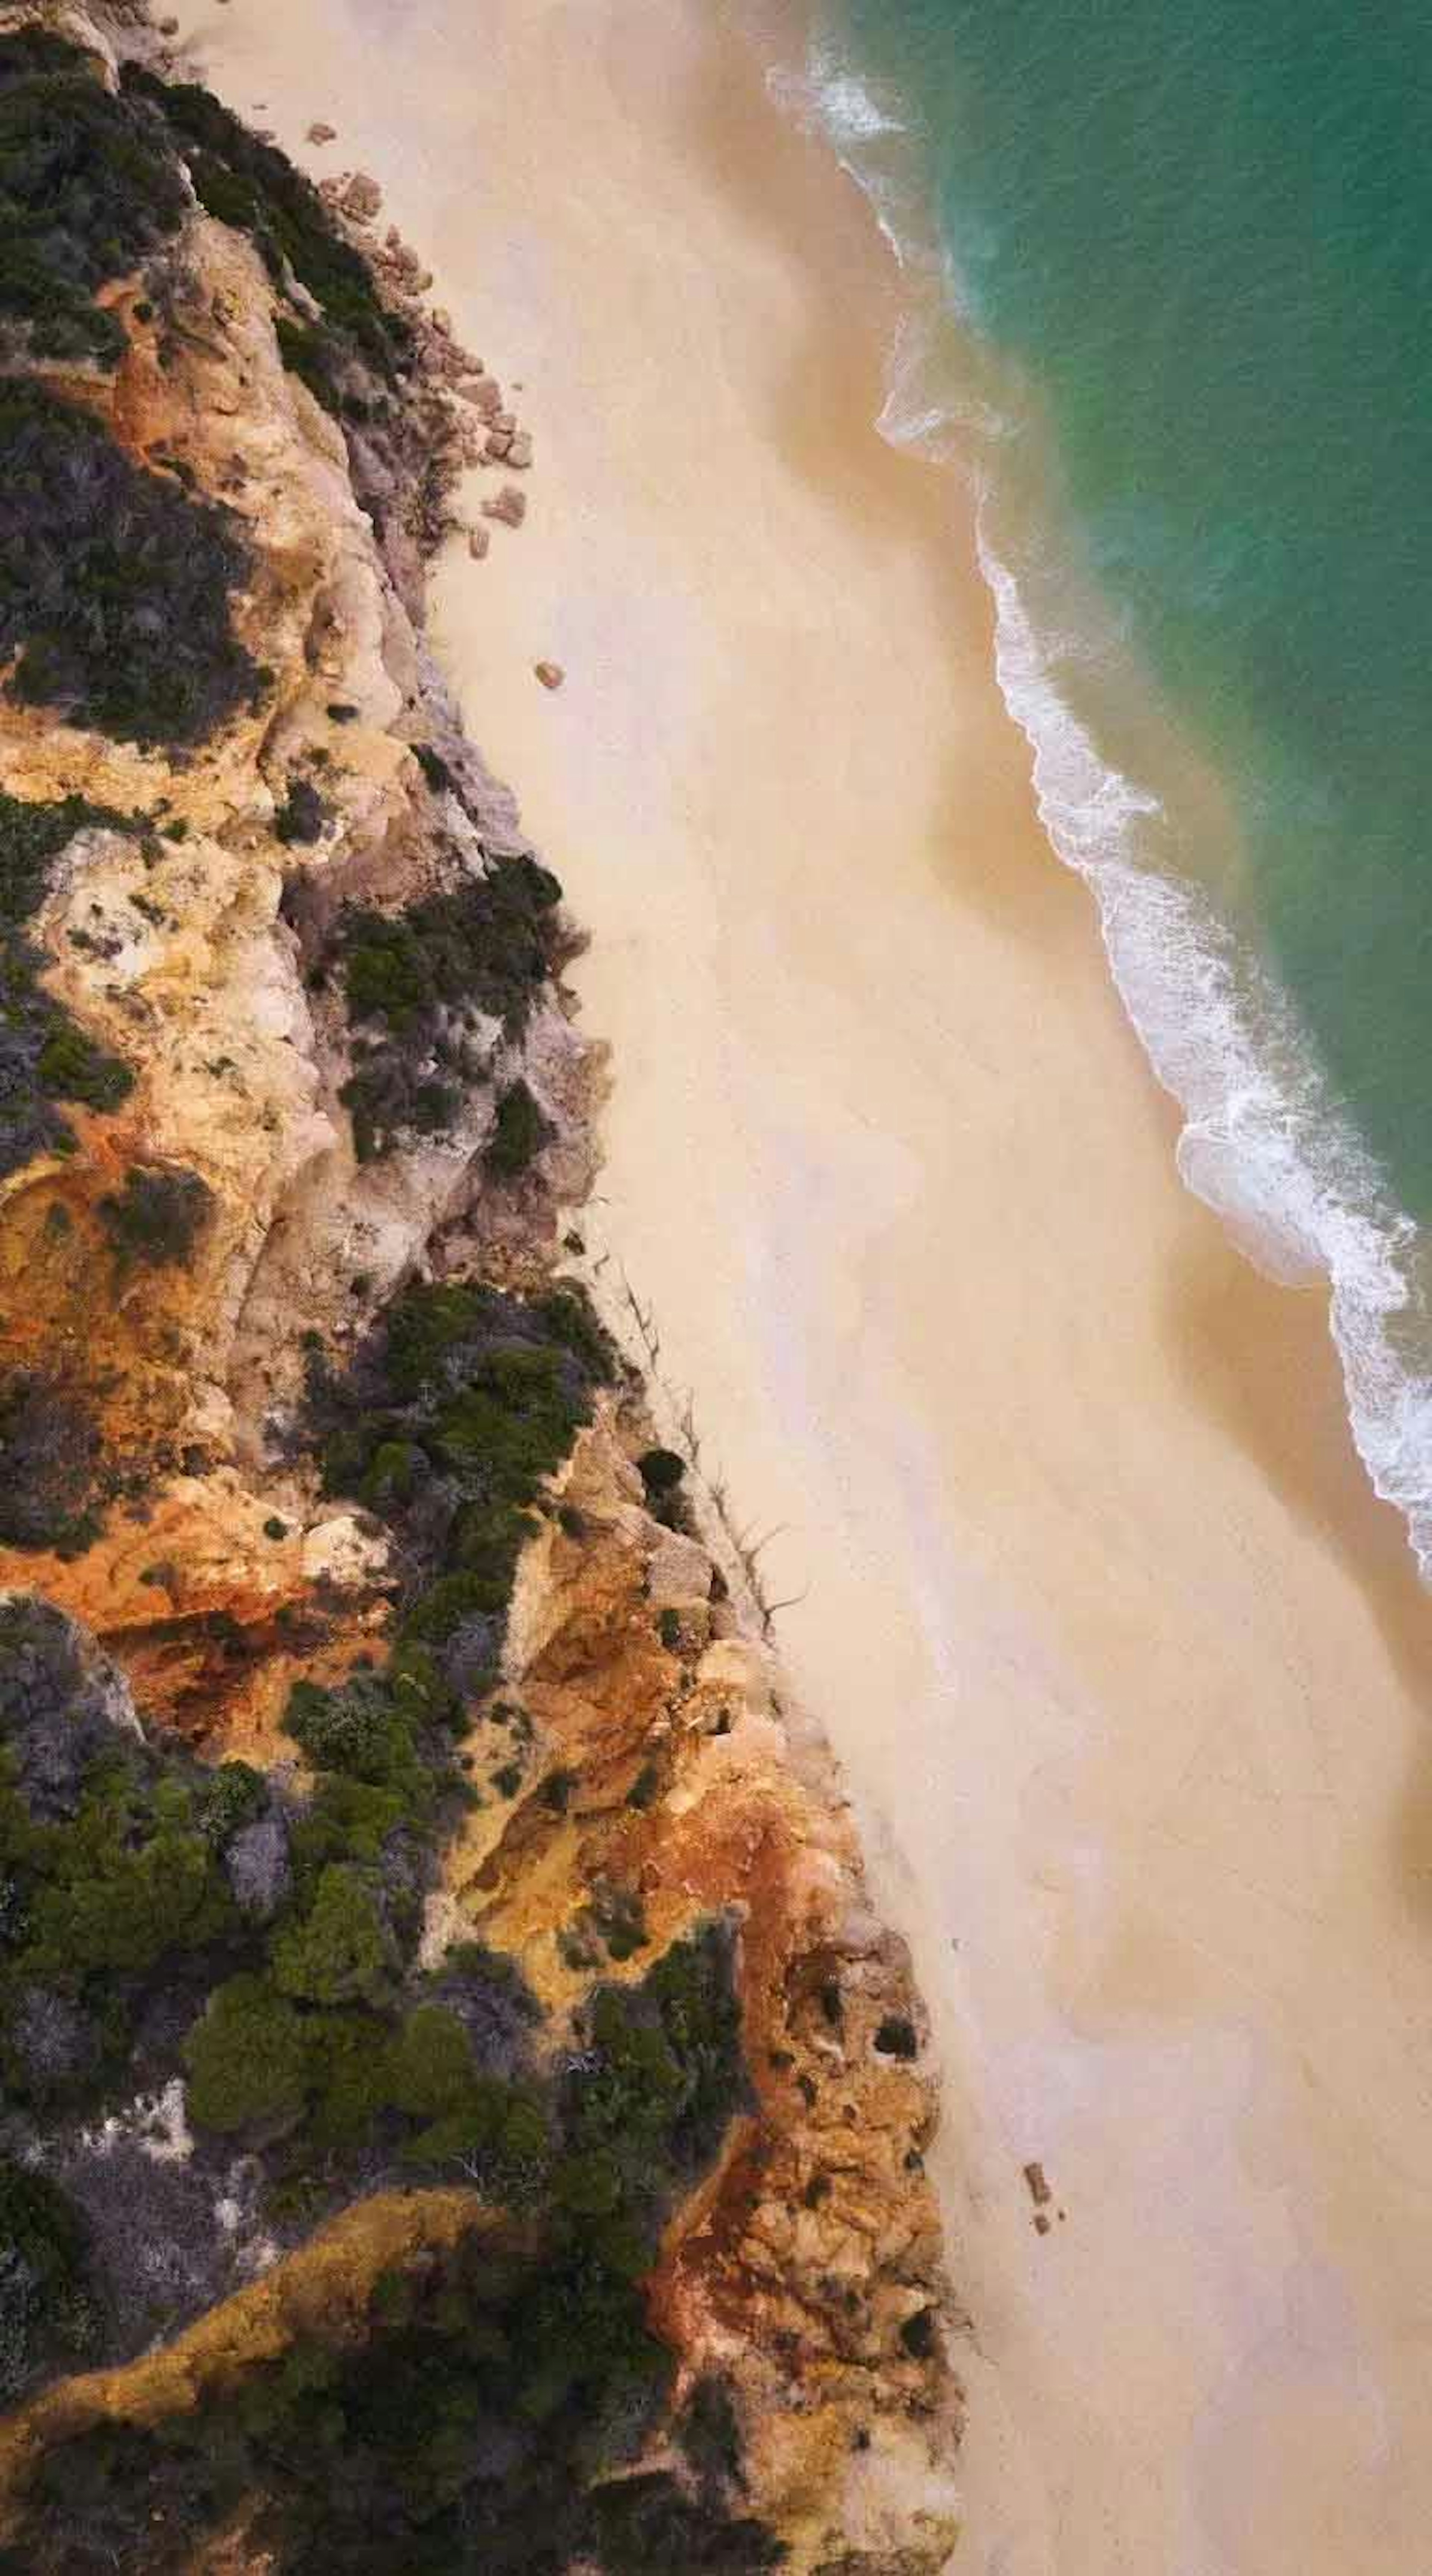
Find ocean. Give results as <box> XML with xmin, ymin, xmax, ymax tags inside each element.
<box><xmin>785</xmin><ymin>0</ymin><xmax>1432</xmax><ymax>1569</ymax></box>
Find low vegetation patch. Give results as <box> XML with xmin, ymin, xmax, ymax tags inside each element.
<box><xmin>0</xmin><ymin>791</ymin><xmax>136</xmax><ymax>1176</ymax></box>
<box><xmin>123</xmin><ymin>63</ymin><xmax>412</xmax><ymax>420</ymax></box>
<box><xmin>329</xmin><ymin>856</ymin><xmax>565</xmax><ymax>1161</ymax></box>
<box><xmin>97</xmin><ymin>1165</ymin><xmax>212</xmax><ymax>1272</ymax></box>
<box><xmin>0</xmin><ymin>31</ymin><xmax>188</xmax><ymax>367</ymax></box>
<box><xmin>485</xmin><ymin>1076</ymin><xmax>555</xmax><ymax>1179</ymax></box>
<box><xmin>0</xmin><ymin>384</ymin><xmax>260</xmax><ymax>747</ymax></box>
<box><xmin>0</xmin><ymin>1372</ymin><xmax>103</xmax><ymax>1556</ymax></box>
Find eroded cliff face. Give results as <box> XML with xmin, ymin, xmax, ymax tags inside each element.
<box><xmin>0</xmin><ymin>6</ymin><xmax>960</xmax><ymax>2566</ymax></box>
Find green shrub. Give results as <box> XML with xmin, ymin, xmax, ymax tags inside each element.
<box><xmin>123</xmin><ymin>63</ymin><xmax>412</xmax><ymax>418</ymax></box>
<box><xmin>0</xmin><ymin>2160</ymin><xmax>100</xmax><ymax>2401</ymax></box>
<box><xmin>331</xmin><ymin>857</ymin><xmax>565</xmax><ymax>1159</ymax></box>
<box><xmin>34</xmin><ymin>1021</ymin><xmax>132</xmax><ymax>1114</ymax></box>
<box><xmin>485</xmin><ymin>1078</ymin><xmax>555</xmax><ymax>1178</ymax></box>
<box><xmin>637</xmin><ymin>1448</ymin><xmax>686</xmax><ymax>1498</ymax></box>
<box><xmin>270</xmin><ymin>1864</ymin><xmax>393</xmax><ymax>2008</ymax></box>
<box><xmin>873</xmin><ymin>2013</ymin><xmax>918</xmax><ymax>2060</ymax></box>
<box><xmin>0</xmin><ymin>34</ymin><xmax>188</xmax><ymax>367</ymax></box>
<box><xmin>182</xmin><ymin>1974</ymin><xmax>310</xmax><ymax>2132</ymax></box>
<box><xmin>274</xmin><ymin>778</ymin><xmax>326</xmax><ymax>845</ymax></box>
<box><xmin>0</xmin><ymin>1369</ymin><xmax>101</xmax><ymax>1554</ymax></box>
<box><xmin>627</xmin><ymin>1761</ymin><xmax>660</xmax><ymax>1811</ymax></box>
<box><xmin>0</xmin><ymin>792</ymin><xmax>138</xmax><ymax>1173</ymax></box>
<box><xmin>0</xmin><ymin>382</ymin><xmax>260</xmax><ymax>747</ymax></box>
<box><xmin>197</xmin><ymin>1759</ymin><xmax>266</xmax><ymax>1846</ymax></box>
<box><xmin>97</xmin><ymin>1164</ymin><xmax>211</xmax><ymax>1269</ymax></box>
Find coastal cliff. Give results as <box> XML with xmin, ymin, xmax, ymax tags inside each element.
<box><xmin>0</xmin><ymin>6</ymin><xmax>960</xmax><ymax>2566</ymax></box>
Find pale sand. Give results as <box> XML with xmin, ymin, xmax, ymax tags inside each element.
<box><xmin>192</xmin><ymin>5</ymin><xmax>1432</xmax><ymax>2567</ymax></box>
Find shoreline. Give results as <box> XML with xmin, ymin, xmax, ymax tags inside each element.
<box><xmin>191</xmin><ymin>4</ymin><xmax>1432</xmax><ymax>2568</ymax></box>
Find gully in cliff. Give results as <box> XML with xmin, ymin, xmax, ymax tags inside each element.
<box><xmin>0</xmin><ymin>8</ymin><xmax>959</xmax><ymax>2568</ymax></box>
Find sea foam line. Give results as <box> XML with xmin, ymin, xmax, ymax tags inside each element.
<box><xmin>779</xmin><ymin>24</ymin><xmax>1432</xmax><ymax>1580</ymax></box>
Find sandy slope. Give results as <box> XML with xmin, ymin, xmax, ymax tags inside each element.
<box><xmin>190</xmin><ymin>3</ymin><xmax>1432</xmax><ymax>2567</ymax></box>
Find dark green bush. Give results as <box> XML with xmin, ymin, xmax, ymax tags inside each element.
<box><xmin>97</xmin><ymin>1165</ymin><xmax>211</xmax><ymax>1269</ymax></box>
<box><xmin>873</xmin><ymin>2013</ymin><xmax>919</xmax><ymax>2060</ymax></box>
<box><xmin>0</xmin><ymin>2160</ymin><xmax>100</xmax><ymax>2401</ymax></box>
<box><xmin>9</xmin><ymin>1923</ymin><xmax>756</xmax><ymax>2565</ymax></box>
<box><xmin>331</xmin><ymin>857</ymin><xmax>564</xmax><ymax>1161</ymax></box>
<box><xmin>270</xmin><ymin>1863</ymin><xmax>393</xmax><ymax>2008</ymax></box>
<box><xmin>122</xmin><ymin>62</ymin><xmax>412</xmax><ymax>417</ymax></box>
<box><xmin>8</xmin><ymin>2216</ymin><xmax>780</xmax><ymax>2572</ymax></box>
<box><xmin>33</xmin><ymin>1023</ymin><xmax>131</xmax><ymax>1113</ymax></box>
<box><xmin>274</xmin><ymin>777</ymin><xmax>326</xmax><ymax>845</ymax></box>
<box><xmin>0</xmin><ymin>1369</ymin><xmax>101</xmax><ymax>1554</ymax></box>
<box><xmin>0</xmin><ymin>34</ymin><xmax>188</xmax><ymax>367</ymax></box>
<box><xmin>485</xmin><ymin>1077</ymin><xmax>555</xmax><ymax>1178</ymax></box>
<box><xmin>0</xmin><ymin>791</ymin><xmax>139</xmax><ymax>1172</ymax></box>
<box><xmin>0</xmin><ymin>382</ymin><xmax>260</xmax><ymax>746</ymax></box>
<box><xmin>180</xmin><ymin>1973</ymin><xmax>309</xmax><ymax>2133</ymax></box>
<box><xmin>638</xmin><ymin>1448</ymin><xmax>687</xmax><ymax>1498</ymax></box>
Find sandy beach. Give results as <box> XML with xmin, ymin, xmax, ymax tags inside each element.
<box><xmin>188</xmin><ymin>4</ymin><xmax>1432</xmax><ymax>2566</ymax></box>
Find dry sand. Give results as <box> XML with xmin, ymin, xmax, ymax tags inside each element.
<box><xmin>192</xmin><ymin>4</ymin><xmax>1432</xmax><ymax>2567</ymax></box>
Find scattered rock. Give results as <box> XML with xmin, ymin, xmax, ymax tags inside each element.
<box><xmin>340</xmin><ymin>172</ymin><xmax>383</xmax><ymax>224</ymax></box>
<box><xmin>432</xmin><ymin>308</ymin><xmax>452</xmax><ymax>337</ymax></box>
<box><xmin>468</xmin><ymin>381</ymin><xmax>504</xmax><ymax>421</ymax></box>
<box><xmin>482</xmin><ymin>486</ymin><xmax>527</xmax><ymax>530</ymax></box>
<box><xmin>534</xmin><ymin>662</ymin><xmax>564</xmax><ymax>692</ymax></box>
<box><xmin>484</xmin><ymin>428</ymin><xmax>513</xmax><ymax>463</ymax></box>
<box><xmin>307</xmin><ymin>121</ymin><xmax>337</xmax><ymax>145</ymax></box>
<box><xmin>225</xmin><ymin>1815</ymin><xmax>292</xmax><ymax>1922</ymax></box>
<box><xmin>467</xmin><ymin>526</ymin><xmax>490</xmax><ymax>561</ymax></box>
<box><xmin>157</xmin><ymin>13</ymin><xmax>178</xmax><ymax>30</ymax></box>
<box><xmin>507</xmin><ymin>431</ymin><xmax>534</xmax><ymax>471</ymax></box>
<box><xmin>1023</xmin><ymin>2159</ymin><xmax>1051</xmax><ymax>2208</ymax></box>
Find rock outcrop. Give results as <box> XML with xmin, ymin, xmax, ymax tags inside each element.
<box><xmin>0</xmin><ymin>6</ymin><xmax>961</xmax><ymax>2567</ymax></box>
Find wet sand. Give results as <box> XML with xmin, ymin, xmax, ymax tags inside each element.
<box><xmin>191</xmin><ymin>4</ymin><xmax>1432</xmax><ymax>2566</ymax></box>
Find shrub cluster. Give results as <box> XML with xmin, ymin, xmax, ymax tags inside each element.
<box><xmin>97</xmin><ymin>1164</ymin><xmax>212</xmax><ymax>1271</ymax></box>
<box><xmin>122</xmin><ymin>64</ymin><xmax>412</xmax><ymax>419</ymax></box>
<box><xmin>9</xmin><ymin>2192</ymin><xmax>781</xmax><ymax>2572</ymax></box>
<box><xmin>0</xmin><ymin>1270</ymin><xmax>760</xmax><ymax>2559</ymax></box>
<box><xmin>330</xmin><ymin>855</ymin><xmax>565</xmax><ymax>1161</ymax></box>
<box><xmin>485</xmin><ymin>1076</ymin><xmax>555</xmax><ymax>1180</ymax></box>
<box><xmin>0</xmin><ymin>32</ymin><xmax>188</xmax><ymax>366</ymax></box>
<box><xmin>0</xmin><ymin>2160</ymin><xmax>99</xmax><ymax>2404</ymax></box>
<box><xmin>0</xmin><ymin>791</ymin><xmax>136</xmax><ymax>1177</ymax></box>
<box><xmin>308</xmin><ymin>1278</ymin><xmax>612</xmax><ymax>1699</ymax></box>
<box><xmin>0</xmin><ymin>1602</ymin><xmax>240</xmax><ymax>2113</ymax></box>
<box><xmin>9</xmin><ymin>1929</ymin><xmax>761</xmax><ymax>2573</ymax></box>
<box><xmin>0</xmin><ymin>1370</ymin><xmax>103</xmax><ymax>1556</ymax></box>
<box><xmin>0</xmin><ymin>383</ymin><xmax>261</xmax><ymax>746</ymax></box>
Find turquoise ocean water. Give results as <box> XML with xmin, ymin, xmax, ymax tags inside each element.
<box><xmin>785</xmin><ymin>0</ymin><xmax>1432</xmax><ymax>1566</ymax></box>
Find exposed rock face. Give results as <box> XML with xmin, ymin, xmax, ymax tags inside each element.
<box><xmin>0</xmin><ymin>5</ymin><xmax>961</xmax><ymax>2568</ymax></box>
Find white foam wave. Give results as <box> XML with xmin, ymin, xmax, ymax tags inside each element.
<box><xmin>775</xmin><ymin>17</ymin><xmax>1432</xmax><ymax>1580</ymax></box>
<box><xmin>768</xmin><ymin>50</ymin><xmax>907</xmax><ymax>145</ymax></box>
<box><xmin>979</xmin><ymin>521</ymin><xmax>1432</xmax><ymax>1572</ymax></box>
